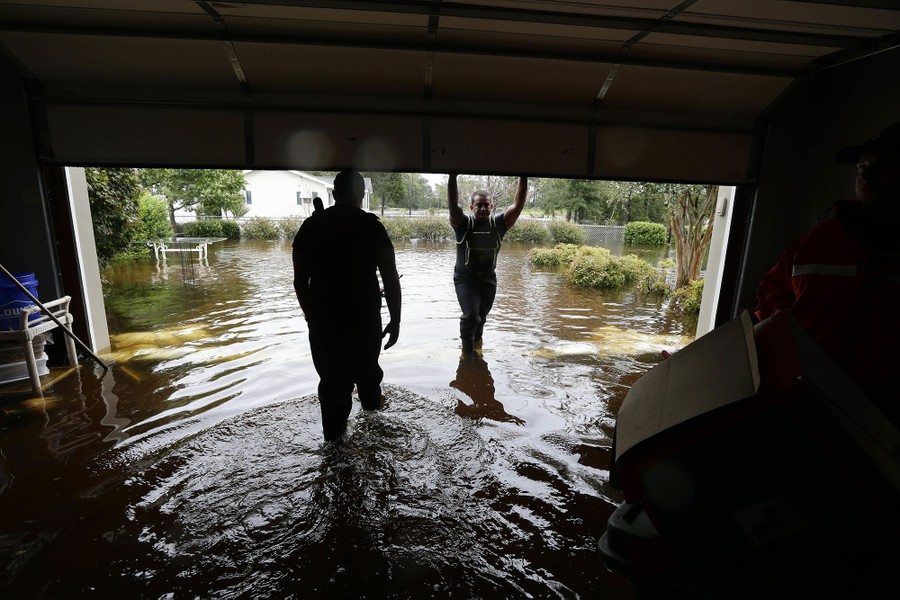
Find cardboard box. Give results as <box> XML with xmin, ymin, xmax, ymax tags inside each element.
<box><xmin>609</xmin><ymin>310</ymin><xmax>900</xmax><ymax>589</ymax></box>
<box><xmin>614</xmin><ymin>311</ymin><xmax>759</xmax><ymax>462</ymax></box>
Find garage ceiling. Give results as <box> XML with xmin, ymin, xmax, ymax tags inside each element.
<box><xmin>0</xmin><ymin>0</ymin><xmax>898</xmax><ymax>182</ymax></box>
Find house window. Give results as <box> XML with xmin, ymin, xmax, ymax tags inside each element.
<box><xmin>297</xmin><ymin>192</ymin><xmax>303</xmax><ymax>205</ymax></box>
<box><xmin>245</xmin><ymin>190</ymin><xmax>252</xmax><ymax>205</ymax></box>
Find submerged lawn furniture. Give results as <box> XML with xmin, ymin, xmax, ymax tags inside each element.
<box><xmin>599</xmin><ymin>311</ymin><xmax>900</xmax><ymax>598</ymax></box>
<box><xmin>145</xmin><ymin>237</ymin><xmax>227</xmax><ymax>262</ymax></box>
<box><xmin>0</xmin><ymin>296</ymin><xmax>78</xmax><ymax>392</ymax></box>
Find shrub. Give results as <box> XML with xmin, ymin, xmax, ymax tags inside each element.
<box><xmin>220</xmin><ymin>220</ymin><xmax>241</xmax><ymax>240</ymax></box>
<box><xmin>135</xmin><ymin>192</ymin><xmax>173</xmax><ymax>242</ymax></box>
<box><xmin>382</xmin><ymin>217</ymin><xmax>414</xmax><ymax>241</ymax></box>
<box><xmin>504</xmin><ymin>218</ymin><xmax>551</xmax><ymax>244</ymax></box>
<box><xmin>642</xmin><ymin>277</ymin><xmax>672</xmax><ymax>298</ymax></box>
<box><xmin>624</xmin><ymin>221</ymin><xmax>667</xmax><ymax>245</ymax></box>
<box><xmin>410</xmin><ymin>216</ymin><xmax>453</xmax><ymax>241</ymax></box>
<box><xmin>241</xmin><ymin>216</ymin><xmax>280</xmax><ymax>240</ymax></box>
<box><xmin>673</xmin><ymin>279</ymin><xmax>704</xmax><ymax>313</ymax></box>
<box><xmin>278</xmin><ymin>215</ymin><xmax>304</xmax><ymax>240</ymax></box>
<box><xmin>568</xmin><ymin>248</ymin><xmax>622</xmax><ymax>288</ymax></box>
<box><xmin>566</xmin><ymin>247</ymin><xmax>654</xmax><ymax>290</ymax></box>
<box><xmin>554</xmin><ymin>244</ymin><xmax>582</xmax><ymax>263</ymax></box>
<box><xmin>617</xmin><ymin>253</ymin><xmax>655</xmax><ymax>282</ymax></box>
<box><xmin>182</xmin><ymin>219</ymin><xmax>223</xmax><ymax>237</ymax></box>
<box><xmin>548</xmin><ymin>220</ymin><xmax>587</xmax><ymax>245</ymax></box>
<box><xmin>639</xmin><ymin>257</ymin><xmax>674</xmax><ymax>299</ymax></box>
<box><xmin>528</xmin><ymin>243</ymin><xmax>581</xmax><ymax>268</ymax></box>
<box><xmin>529</xmin><ymin>247</ymin><xmax>566</xmax><ymax>267</ymax></box>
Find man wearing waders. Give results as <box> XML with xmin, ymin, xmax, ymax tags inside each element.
<box><xmin>293</xmin><ymin>170</ymin><xmax>402</xmax><ymax>442</ymax></box>
<box><xmin>448</xmin><ymin>174</ymin><xmax>528</xmax><ymax>358</ymax></box>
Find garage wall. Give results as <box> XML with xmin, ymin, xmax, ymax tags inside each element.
<box><xmin>0</xmin><ymin>60</ymin><xmax>62</xmax><ymax>302</ymax></box>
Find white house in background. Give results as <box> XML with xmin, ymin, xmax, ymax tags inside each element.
<box><xmin>242</xmin><ymin>170</ymin><xmax>372</xmax><ymax>218</ymax></box>
<box><xmin>173</xmin><ymin>170</ymin><xmax>373</xmax><ymax>223</ymax></box>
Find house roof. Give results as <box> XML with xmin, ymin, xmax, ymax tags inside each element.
<box><xmin>1</xmin><ymin>1</ymin><xmax>897</xmax><ymax>182</ymax></box>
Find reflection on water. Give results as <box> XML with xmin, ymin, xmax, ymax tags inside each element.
<box><xmin>452</xmin><ymin>356</ymin><xmax>525</xmax><ymax>425</ymax></box>
<box><xmin>0</xmin><ymin>239</ymin><xmax>693</xmax><ymax>597</ymax></box>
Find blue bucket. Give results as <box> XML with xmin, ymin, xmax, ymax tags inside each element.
<box><xmin>0</xmin><ymin>272</ymin><xmax>40</xmax><ymax>331</ymax></box>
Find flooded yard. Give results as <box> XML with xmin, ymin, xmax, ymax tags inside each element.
<box><xmin>0</xmin><ymin>239</ymin><xmax>696</xmax><ymax>597</ymax></box>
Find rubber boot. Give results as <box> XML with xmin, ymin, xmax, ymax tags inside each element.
<box><xmin>461</xmin><ymin>338</ymin><xmax>476</xmax><ymax>360</ymax></box>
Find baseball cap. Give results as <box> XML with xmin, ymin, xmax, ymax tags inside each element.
<box><xmin>835</xmin><ymin>122</ymin><xmax>900</xmax><ymax>164</ymax></box>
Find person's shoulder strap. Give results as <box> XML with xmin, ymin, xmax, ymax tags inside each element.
<box><xmin>493</xmin><ymin>213</ymin><xmax>507</xmax><ymax>238</ymax></box>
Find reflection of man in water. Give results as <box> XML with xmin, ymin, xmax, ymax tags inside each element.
<box><xmin>292</xmin><ymin>170</ymin><xmax>402</xmax><ymax>442</ymax></box>
<box><xmin>451</xmin><ymin>356</ymin><xmax>524</xmax><ymax>425</ymax></box>
<box><xmin>448</xmin><ymin>174</ymin><xmax>528</xmax><ymax>358</ymax></box>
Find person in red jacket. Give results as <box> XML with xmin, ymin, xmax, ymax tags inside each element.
<box><xmin>755</xmin><ymin>123</ymin><xmax>900</xmax><ymax>412</ymax></box>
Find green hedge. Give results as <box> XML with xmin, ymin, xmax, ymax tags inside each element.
<box><xmin>410</xmin><ymin>216</ymin><xmax>453</xmax><ymax>241</ymax></box>
<box><xmin>220</xmin><ymin>220</ymin><xmax>241</xmax><ymax>240</ymax></box>
<box><xmin>504</xmin><ymin>219</ymin><xmax>551</xmax><ymax>244</ymax></box>
<box><xmin>382</xmin><ymin>217</ymin><xmax>415</xmax><ymax>241</ymax></box>
<box><xmin>624</xmin><ymin>221</ymin><xmax>667</xmax><ymax>245</ymax></box>
<box><xmin>183</xmin><ymin>219</ymin><xmax>243</xmax><ymax>239</ymax></box>
<box><xmin>528</xmin><ymin>243</ymin><xmax>579</xmax><ymax>267</ymax></box>
<box><xmin>547</xmin><ymin>220</ymin><xmax>586</xmax><ymax>245</ymax></box>
<box><xmin>278</xmin><ymin>216</ymin><xmax>304</xmax><ymax>240</ymax></box>
<box><xmin>529</xmin><ymin>244</ymin><xmax>654</xmax><ymax>290</ymax></box>
<box><xmin>241</xmin><ymin>216</ymin><xmax>280</xmax><ymax>240</ymax></box>
<box><xmin>528</xmin><ymin>247</ymin><xmax>566</xmax><ymax>267</ymax></box>
<box><xmin>674</xmin><ymin>279</ymin><xmax>704</xmax><ymax>313</ymax></box>
<box><xmin>182</xmin><ymin>219</ymin><xmax>223</xmax><ymax>237</ymax></box>
<box><xmin>568</xmin><ymin>247</ymin><xmax>653</xmax><ymax>289</ymax></box>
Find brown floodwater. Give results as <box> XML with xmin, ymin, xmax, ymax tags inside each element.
<box><xmin>0</xmin><ymin>239</ymin><xmax>695</xmax><ymax>598</ymax></box>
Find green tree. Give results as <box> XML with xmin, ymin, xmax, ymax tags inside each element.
<box><xmin>432</xmin><ymin>180</ymin><xmax>448</xmax><ymax>209</ymax></box>
<box><xmin>365</xmin><ymin>172</ymin><xmax>404</xmax><ymax>214</ymax></box>
<box><xmin>85</xmin><ymin>167</ymin><xmax>142</xmax><ymax>267</ymax></box>
<box><xmin>539</xmin><ymin>178</ymin><xmax>604</xmax><ymax>223</ymax></box>
<box><xmin>400</xmin><ymin>173</ymin><xmax>431</xmax><ymax>214</ymax></box>
<box><xmin>601</xmin><ymin>181</ymin><xmax>666</xmax><ymax>225</ymax></box>
<box><xmin>666</xmin><ymin>184</ymin><xmax>718</xmax><ymax>288</ymax></box>
<box><xmin>139</xmin><ymin>169</ymin><xmax>247</xmax><ymax>229</ymax></box>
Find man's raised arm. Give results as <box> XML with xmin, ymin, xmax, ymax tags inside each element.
<box><xmin>448</xmin><ymin>173</ymin><xmax>465</xmax><ymax>228</ymax></box>
<box><xmin>503</xmin><ymin>176</ymin><xmax>528</xmax><ymax>229</ymax></box>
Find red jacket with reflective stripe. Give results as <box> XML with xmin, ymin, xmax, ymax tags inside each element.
<box><xmin>755</xmin><ymin>207</ymin><xmax>900</xmax><ymax>406</ymax></box>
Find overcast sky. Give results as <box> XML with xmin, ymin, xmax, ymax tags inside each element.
<box><xmin>421</xmin><ymin>173</ymin><xmax>447</xmax><ymax>189</ymax></box>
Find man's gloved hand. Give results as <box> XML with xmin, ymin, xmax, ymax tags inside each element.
<box><xmin>382</xmin><ymin>320</ymin><xmax>400</xmax><ymax>350</ymax></box>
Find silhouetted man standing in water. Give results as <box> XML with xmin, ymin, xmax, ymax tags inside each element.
<box><xmin>293</xmin><ymin>170</ymin><xmax>401</xmax><ymax>441</ymax></box>
<box><xmin>448</xmin><ymin>174</ymin><xmax>527</xmax><ymax>358</ymax></box>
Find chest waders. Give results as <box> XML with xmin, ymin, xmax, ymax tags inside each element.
<box><xmin>460</xmin><ymin>216</ymin><xmax>502</xmax><ymax>275</ymax></box>
<box><xmin>456</xmin><ymin>217</ymin><xmax>502</xmax><ymax>356</ymax></box>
